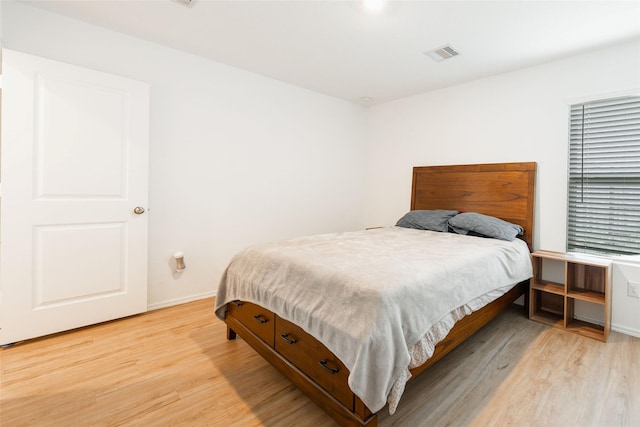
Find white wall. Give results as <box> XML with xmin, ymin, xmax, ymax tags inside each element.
<box><xmin>1</xmin><ymin>1</ymin><xmax>367</xmax><ymax>308</ymax></box>
<box><xmin>365</xmin><ymin>39</ymin><xmax>640</xmax><ymax>336</ymax></box>
<box><xmin>2</xmin><ymin>1</ymin><xmax>639</xmax><ymax>337</ymax></box>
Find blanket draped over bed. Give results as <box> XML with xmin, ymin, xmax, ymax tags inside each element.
<box><xmin>215</xmin><ymin>227</ymin><xmax>532</xmax><ymax>414</ymax></box>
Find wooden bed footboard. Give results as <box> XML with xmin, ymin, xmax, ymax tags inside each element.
<box><xmin>225</xmin><ymin>280</ymin><xmax>527</xmax><ymax>427</ymax></box>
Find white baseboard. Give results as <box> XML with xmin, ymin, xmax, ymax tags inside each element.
<box><xmin>147</xmin><ymin>290</ymin><xmax>216</xmax><ymax>311</ymax></box>
<box><xmin>611</xmin><ymin>323</ymin><xmax>640</xmax><ymax>339</ymax></box>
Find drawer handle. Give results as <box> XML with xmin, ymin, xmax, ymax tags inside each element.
<box><xmin>318</xmin><ymin>359</ymin><xmax>339</xmax><ymax>374</ymax></box>
<box><xmin>280</xmin><ymin>333</ymin><xmax>297</xmax><ymax>344</ymax></box>
<box><xmin>253</xmin><ymin>314</ymin><xmax>268</xmax><ymax>324</ymax></box>
<box><xmin>231</xmin><ymin>301</ymin><xmax>244</xmax><ymax>307</ymax></box>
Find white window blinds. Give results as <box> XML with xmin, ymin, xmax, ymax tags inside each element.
<box><xmin>568</xmin><ymin>95</ymin><xmax>640</xmax><ymax>255</ymax></box>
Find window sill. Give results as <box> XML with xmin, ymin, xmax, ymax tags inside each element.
<box><xmin>566</xmin><ymin>251</ymin><xmax>640</xmax><ymax>266</ymax></box>
<box><xmin>615</xmin><ymin>254</ymin><xmax>640</xmax><ymax>265</ymax></box>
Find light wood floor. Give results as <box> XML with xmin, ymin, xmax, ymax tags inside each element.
<box><xmin>1</xmin><ymin>298</ymin><xmax>638</xmax><ymax>427</ymax></box>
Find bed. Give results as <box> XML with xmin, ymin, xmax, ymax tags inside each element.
<box><xmin>215</xmin><ymin>162</ymin><xmax>536</xmax><ymax>426</ymax></box>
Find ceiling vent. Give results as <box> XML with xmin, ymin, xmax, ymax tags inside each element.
<box><xmin>425</xmin><ymin>45</ymin><xmax>460</xmax><ymax>62</ymax></box>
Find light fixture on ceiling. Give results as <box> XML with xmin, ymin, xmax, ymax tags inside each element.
<box><xmin>173</xmin><ymin>0</ymin><xmax>196</xmax><ymax>7</ymax></box>
<box><xmin>425</xmin><ymin>45</ymin><xmax>461</xmax><ymax>62</ymax></box>
<box><xmin>362</xmin><ymin>0</ymin><xmax>385</xmax><ymax>13</ymax></box>
<box><xmin>360</xmin><ymin>96</ymin><xmax>373</xmax><ymax>103</ymax></box>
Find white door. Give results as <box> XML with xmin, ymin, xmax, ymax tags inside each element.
<box><xmin>0</xmin><ymin>49</ymin><xmax>149</xmax><ymax>345</ymax></box>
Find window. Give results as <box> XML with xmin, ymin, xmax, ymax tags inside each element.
<box><xmin>567</xmin><ymin>95</ymin><xmax>640</xmax><ymax>255</ymax></box>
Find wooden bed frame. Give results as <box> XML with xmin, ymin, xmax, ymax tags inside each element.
<box><xmin>224</xmin><ymin>162</ymin><xmax>536</xmax><ymax>427</ymax></box>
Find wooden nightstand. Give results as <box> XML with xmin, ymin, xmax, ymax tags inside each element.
<box><xmin>529</xmin><ymin>250</ymin><xmax>612</xmax><ymax>342</ymax></box>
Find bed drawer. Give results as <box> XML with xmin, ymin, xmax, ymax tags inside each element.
<box><xmin>275</xmin><ymin>316</ymin><xmax>353</xmax><ymax>410</ymax></box>
<box><xmin>227</xmin><ymin>301</ymin><xmax>275</xmax><ymax>347</ymax></box>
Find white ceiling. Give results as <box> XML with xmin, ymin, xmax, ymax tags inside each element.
<box><xmin>21</xmin><ymin>0</ymin><xmax>640</xmax><ymax>105</ymax></box>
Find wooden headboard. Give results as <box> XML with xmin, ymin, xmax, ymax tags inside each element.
<box><xmin>411</xmin><ymin>162</ymin><xmax>536</xmax><ymax>250</ymax></box>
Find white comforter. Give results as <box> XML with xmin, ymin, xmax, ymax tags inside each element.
<box><xmin>214</xmin><ymin>227</ymin><xmax>532</xmax><ymax>414</ymax></box>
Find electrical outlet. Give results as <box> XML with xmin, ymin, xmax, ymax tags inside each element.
<box><xmin>628</xmin><ymin>281</ymin><xmax>640</xmax><ymax>299</ymax></box>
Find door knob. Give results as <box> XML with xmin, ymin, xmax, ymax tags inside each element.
<box><xmin>133</xmin><ymin>207</ymin><xmax>145</xmax><ymax>215</ymax></box>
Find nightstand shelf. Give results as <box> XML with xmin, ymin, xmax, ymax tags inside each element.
<box><xmin>531</xmin><ymin>281</ymin><xmax>564</xmax><ymax>295</ymax></box>
<box><xmin>567</xmin><ymin>289</ymin><xmax>606</xmax><ymax>304</ymax></box>
<box><xmin>529</xmin><ymin>305</ymin><xmax>564</xmax><ymax>329</ymax></box>
<box><xmin>529</xmin><ymin>250</ymin><xmax>611</xmax><ymax>342</ymax></box>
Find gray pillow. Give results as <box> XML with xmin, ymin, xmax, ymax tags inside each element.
<box><xmin>396</xmin><ymin>210</ymin><xmax>459</xmax><ymax>232</ymax></box>
<box><xmin>448</xmin><ymin>212</ymin><xmax>523</xmax><ymax>241</ymax></box>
